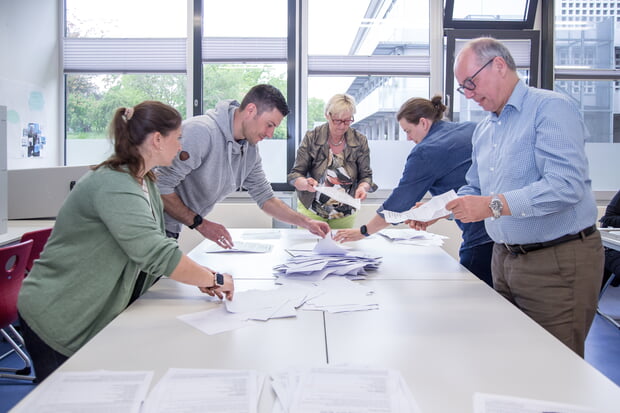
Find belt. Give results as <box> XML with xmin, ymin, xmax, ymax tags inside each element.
<box><xmin>503</xmin><ymin>224</ymin><xmax>597</xmax><ymax>255</ymax></box>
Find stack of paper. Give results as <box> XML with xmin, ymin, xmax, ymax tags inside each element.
<box><xmin>273</xmin><ymin>236</ymin><xmax>381</xmax><ymax>282</ymax></box>
<box><xmin>271</xmin><ymin>366</ymin><xmax>422</xmax><ymax>413</ymax></box>
<box><xmin>378</xmin><ymin>229</ymin><xmax>447</xmax><ymax>247</ymax></box>
<box><xmin>143</xmin><ymin>368</ymin><xmax>263</xmax><ymax>413</ymax></box>
<box><xmin>273</xmin><ymin>252</ymin><xmax>381</xmax><ymax>282</ymax></box>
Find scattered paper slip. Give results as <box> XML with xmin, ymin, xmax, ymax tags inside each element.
<box><xmin>473</xmin><ymin>393</ymin><xmax>597</xmax><ymax>413</ymax></box>
<box><xmin>178</xmin><ymin>280</ymin><xmax>379</xmax><ymax>335</ymax></box>
<box><xmin>315</xmin><ymin>185</ymin><xmax>361</xmax><ymax>210</ymax></box>
<box><xmin>383</xmin><ymin>190</ymin><xmax>457</xmax><ymax>223</ymax></box>
<box><xmin>378</xmin><ymin>229</ymin><xmax>448</xmax><ymax>247</ymax></box>
<box><xmin>202</xmin><ymin>240</ymin><xmax>272</xmax><ymax>253</ymax></box>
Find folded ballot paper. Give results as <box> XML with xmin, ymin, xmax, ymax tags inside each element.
<box><xmin>383</xmin><ymin>190</ymin><xmax>457</xmax><ymax>224</ymax></box>
<box><xmin>378</xmin><ymin>228</ymin><xmax>448</xmax><ymax>247</ymax></box>
<box><xmin>177</xmin><ymin>278</ymin><xmax>378</xmax><ymax>335</ymax></box>
<box><xmin>273</xmin><ymin>236</ymin><xmax>381</xmax><ymax>282</ymax></box>
<box><xmin>314</xmin><ymin>185</ymin><xmax>361</xmax><ymax>210</ymax></box>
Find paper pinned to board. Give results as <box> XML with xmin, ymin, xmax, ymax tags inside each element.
<box><xmin>314</xmin><ymin>185</ymin><xmax>361</xmax><ymax>210</ymax></box>
<box><xmin>383</xmin><ymin>190</ymin><xmax>457</xmax><ymax>224</ymax></box>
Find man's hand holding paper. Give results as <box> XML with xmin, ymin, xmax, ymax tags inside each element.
<box><xmin>383</xmin><ymin>190</ymin><xmax>457</xmax><ymax>224</ymax></box>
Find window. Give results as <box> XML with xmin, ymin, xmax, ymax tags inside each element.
<box><xmin>64</xmin><ymin>0</ymin><xmax>187</xmax><ymax>166</ymax></box>
<box><xmin>555</xmin><ymin>0</ymin><xmax>620</xmax><ymax>190</ymax></box>
<box><xmin>307</xmin><ymin>0</ymin><xmax>431</xmax><ymax>189</ymax></box>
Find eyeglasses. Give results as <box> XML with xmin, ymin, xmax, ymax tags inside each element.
<box><xmin>329</xmin><ymin>114</ymin><xmax>354</xmax><ymax>126</ymax></box>
<box><xmin>456</xmin><ymin>57</ymin><xmax>496</xmax><ymax>95</ymax></box>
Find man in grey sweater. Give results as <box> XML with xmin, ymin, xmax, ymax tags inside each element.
<box><xmin>156</xmin><ymin>84</ymin><xmax>330</xmax><ymax>248</ymax></box>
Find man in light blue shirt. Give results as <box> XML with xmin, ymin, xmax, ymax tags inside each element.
<box><xmin>447</xmin><ymin>37</ymin><xmax>604</xmax><ymax>357</ymax></box>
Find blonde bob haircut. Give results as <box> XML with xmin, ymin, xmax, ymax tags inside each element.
<box><xmin>324</xmin><ymin>93</ymin><xmax>357</xmax><ymax>118</ymax></box>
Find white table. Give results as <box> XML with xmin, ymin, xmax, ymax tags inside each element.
<box><xmin>187</xmin><ymin>229</ymin><xmax>474</xmax><ymax>281</ymax></box>
<box><xmin>0</xmin><ymin>220</ymin><xmax>55</xmax><ymax>247</ymax></box>
<box><xmin>11</xmin><ymin>228</ymin><xmax>620</xmax><ymax>412</ymax></box>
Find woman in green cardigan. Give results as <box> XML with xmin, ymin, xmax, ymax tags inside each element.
<box><xmin>18</xmin><ymin>101</ymin><xmax>234</xmax><ymax>382</ymax></box>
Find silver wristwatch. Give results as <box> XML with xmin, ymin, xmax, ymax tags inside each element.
<box><xmin>489</xmin><ymin>196</ymin><xmax>503</xmax><ymax>219</ymax></box>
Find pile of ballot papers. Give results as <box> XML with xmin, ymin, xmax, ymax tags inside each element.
<box><xmin>178</xmin><ymin>278</ymin><xmax>379</xmax><ymax>335</ymax></box>
<box><xmin>273</xmin><ymin>236</ymin><xmax>381</xmax><ymax>282</ymax></box>
<box><xmin>271</xmin><ymin>366</ymin><xmax>422</xmax><ymax>413</ymax></box>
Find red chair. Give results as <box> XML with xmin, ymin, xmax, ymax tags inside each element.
<box><xmin>20</xmin><ymin>227</ymin><xmax>52</xmax><ymax>274</ymax></box>
<box><xmin>0</xmin><ymin>239</ymin><xmax>35</xmax><ymax>381</ymax></box>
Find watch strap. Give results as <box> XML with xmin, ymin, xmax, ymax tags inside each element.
<box><xmin>188</xmin><ymin>214</ymin><xmax>203</xmax><ymax>229</ymax></box>
<box><xmin>360</xmin><ymin>224</ymin><xmax>370</xmax><ymax>237</ymax></box>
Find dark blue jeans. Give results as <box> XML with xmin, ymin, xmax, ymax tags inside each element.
<box><xmin>18</xmin><ymin>314</ymin><xmax>68</xmax><ymax>383</ymax></box>
<box><xmin>459</xmin><ymin>241</ymin><xmax>494</xmax><ymax>287</ymax></box>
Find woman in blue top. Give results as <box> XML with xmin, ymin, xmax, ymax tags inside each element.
<box><xmin>335</xmin><ymin>95</ymin><xmax>494</xmax><ymax>286</ymax></box>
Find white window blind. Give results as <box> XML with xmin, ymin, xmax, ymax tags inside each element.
<box><xmin>63</xmin><ymin>38</ymin><xmax>186</xmax><ymax>72</ymax></box>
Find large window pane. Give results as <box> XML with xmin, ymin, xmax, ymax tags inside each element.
<box><xmin>308</xmin><ymin>0</ymin><xmax>428</xmax><ymax>55</ymax></box>
<box><xmin>203</xmin><ymin>0</ymin><xmax>287</xmax><ymax>37</ymax></box>
<box><xmin>65</xmin><ymin>0</ymin><xmax>187</xmax><ymax>38</ymax></box>
<box><xmin>307</xmin><ymin>76</ymin><xmax>428</xmax><ymax>189</ymax></box>
<box><xmin>555</xmin><ymin>1</ymin><xmax>620</xmax><ymax>190</ymax></box>
<box><xmin>451</xmin><ymin>0</ymin><xmax>530</xmax><ymax>22</ymax></box>
<box><xmin>66</xmin><ymin>73</ymin><xmax>187</xmax><ymax>166</ymax></box>
<box><xmin>203</xmin><ymin>64</ymin><xmax>288</xmax><ymax>183</ymax></box>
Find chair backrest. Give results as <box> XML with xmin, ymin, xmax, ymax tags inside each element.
<box><xmin>0</xmin><ymin>239</ymin><xmax>33</xmax><ymax>328</ymax></box>
<box><xmin>20</xmin><ymin>227</ymin><xmax>53</xmax><ymax>273</ymax></box>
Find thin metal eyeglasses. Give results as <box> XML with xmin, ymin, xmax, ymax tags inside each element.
<box><xmin>329</xmin><ymin>114</ymin><xmax>354</xmax><ymax>126</ymax></box>
<box><xmin>456</xmin><ymin>57</ymin><xmax>496</xmax><ymax>95</ymax></box>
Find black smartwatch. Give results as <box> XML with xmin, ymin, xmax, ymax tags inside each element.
<box><xmin>213</xmin><ymin>272</ymin><xmax>225</xmax><ymax>287</ymax></box>
<box><xmin>360</xmin><ymin>224</ymin><xmax>370</xmax><ymax>237</ymax></box>
<box><xmin>188</xmin><ymin>214</ymin><xmax>203</xmax><ymax>229</ymax></box>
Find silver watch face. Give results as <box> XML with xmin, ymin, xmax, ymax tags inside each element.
<box><xmin>489</xmin><ymin>199</ymin><xmax>502</xmax><ymax>218</ymax></box>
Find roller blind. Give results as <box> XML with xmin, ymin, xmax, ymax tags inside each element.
<box><xmin>63</xmin><ymin>38</ymin><xmax>186</xmax><ymax>73</ymax></box>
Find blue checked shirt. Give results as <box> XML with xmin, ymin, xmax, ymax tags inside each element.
<box><xmin>458</xmin><ymin>80</ymin><xmax>598</xmax><ymax>245</ymax></box>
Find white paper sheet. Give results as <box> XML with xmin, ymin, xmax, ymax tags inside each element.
<box><xmin>202</xmin><ymin>240</ymin><xmax>272</xmax><ymax>253</ymax></box>
<box><xmin>473</xmin><ymin>393</ymin><xmax>597</xmax><ymax>413</ymax></box>
<box><xmin>313</xmin><ymin>234</ymin><xmax>349</xmax><ymax>255</ymax></box>
<box><xmin>274</xmin><ymin>366</ymin><xmax>421</xmax><ymax>413</ymax></box>
<box><xmin>143</xmin><ymin>368</ymin><xmax>262</xmax><ymax>413</ymax></box>
<box><xmin>177</xmin><ymin>305</ymin><xmax>251</xmax><ymax>335</ymax></box>
<box><xmin>12</xmin><ymin>370</ymin><xmax>153</xmax><ymax>413</ymax></box>
<box><xmin>383</xmin><ymin>190</ymin><xmax>457</xmax><ymax>223</ymax></box>
<box><xmin>314</xmin><ymin>185</ymin><xmax>361</xmax><ymax>210</ymax></box>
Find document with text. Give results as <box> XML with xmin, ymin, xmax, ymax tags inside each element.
<box><xmin>11</xmin><ymin>370</ymin><xmax>153</xmax><ymax>413</ymax></box>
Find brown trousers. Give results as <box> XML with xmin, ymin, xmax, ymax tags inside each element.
<box><xmin>492</xmin><ymin>230</ymin><xmax>604</xmax><ymax>357</ymax></box>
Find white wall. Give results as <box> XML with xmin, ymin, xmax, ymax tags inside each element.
<box><xmin>0</xmin><ymin>0</ymin><xmax>61</xmax><ymax>170</ymax></box>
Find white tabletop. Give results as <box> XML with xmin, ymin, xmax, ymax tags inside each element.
<box><xmin>0</xmin><ymin>220</ymin><xmax>55</xmax><ymax>246</ymax></box>
<box><xmin>187</xmin><ymin>228</ymin><xmax>474</xmax><ymax>281</ymax></box>
<box><xmin>12</xmin><ymin>228</ymin><xmax>620</xmax><ymax>412</ymax></box>
<box><xmin>325</xmin><ymin>279</ymin><xmax>620</xmax><ymax>413</ymax></box>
